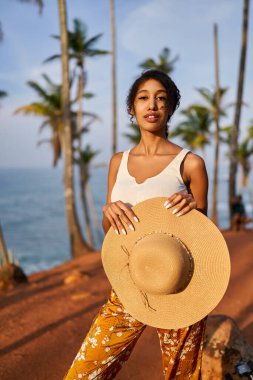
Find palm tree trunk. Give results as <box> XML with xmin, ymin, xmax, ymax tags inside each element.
<box><xmin>110</xmin><ymin>0</ymin><xmax>117</xmax><ymax>154</ymax></box>
<box><xmin>228</xmin><ymin>0</ymin><xmax>249</xmax><ymax>226</ymax></box>
<box><xmin>79</xmin><ymin>164</ymin><xmax>95</xmax><ymax>247</ymax></box>
<box><xmin>57</xmin><ymin>0</ymin><xmax>92</xmax><ymax>257</ymax></box>
<box><xmin>76</xmin><ymin>68</ymin><xmax>95</xmax><ymax>248</ymax></box>
<box><xmin>0</xmin><ymin>224</ymin><xmax>9</xmax><ymax>266</ymax></box>
<box><xmin>211</xmin><ymin>23</ymin><xmax>221</xmax><ymax>226</ymax></box>
<box><xmin>86</xmin><ymin>181</ymin><xmax>104</xmax><ymax>245</ymax></box>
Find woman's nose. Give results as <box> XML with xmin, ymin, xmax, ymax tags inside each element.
<box><xmin>148</xmin><ymin>98</ymin><xmax>157</xmax><ymax>110</ymax></box>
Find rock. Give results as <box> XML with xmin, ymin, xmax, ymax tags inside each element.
<box><xmin>202</xmin><ymin>315</ymin><xmax>253</xmax><ymax>380</ymax></box>
<box><xmin>0</xmin><ymin>263</ymin><xmax>28</xmax><ymax>290</ymax></box>
<box><xmin>71</xmin><ymin>292</ymin><xmax>91</xmax><ymax>301</ymax></box>
<box><xmin>63</xmin><ymin>270</ymin><xmax>85</xmax><ymax>285</ymax></box>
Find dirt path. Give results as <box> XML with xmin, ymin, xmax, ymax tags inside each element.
<box><xmin>0</xmin><ymin>230</ymin><xmax>252</xmax><ymax>380</ymax></box>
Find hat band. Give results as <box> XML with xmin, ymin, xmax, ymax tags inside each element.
<box><xmin>120</xmin><ymin>231</ymin><xmax>194</xmax><ymax>313</ymax></box>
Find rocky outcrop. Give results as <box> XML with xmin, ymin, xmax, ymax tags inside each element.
<box><xmin>202</xmin><ymin>315</ymin><xmax>253</xmax><ymax>380</ymax></box>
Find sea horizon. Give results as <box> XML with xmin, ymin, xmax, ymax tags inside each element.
<box><xmin>0</xmin><ymin>166</ymin><xmax>252</xmax><ymax>275</ymax></box>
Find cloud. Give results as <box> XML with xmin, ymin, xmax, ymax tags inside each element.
<box><xmin>120</xmin><ymin>0</ymin><xmax>236</xmax><ymax>59</ymax></box>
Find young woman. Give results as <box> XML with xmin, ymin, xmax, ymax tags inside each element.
<box><xmin>64</xmin><ymin>69</ymin><xmax>209</xmax><ymax>380</ymax></box>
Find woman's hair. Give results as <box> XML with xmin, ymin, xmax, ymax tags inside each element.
<box><xmin>126</xmin><ymin>69</ymin><xmax>181</xmax><ymax>138</ymax></box>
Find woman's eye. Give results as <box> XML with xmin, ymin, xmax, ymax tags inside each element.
<box><xmin>157</xmin><ymin>96</ymin><xmax>167</xmax><ymax>101</ymax></box>
<box><xmin>139</xmin><ymin>96</ymin><xmax>148</xmax><ymax>100</ymax></box>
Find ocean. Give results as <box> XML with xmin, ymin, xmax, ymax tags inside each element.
<box><xmin>0</xmin><ymin>166</ymin><xmax>252</xmax><ymax>275</ymax></box>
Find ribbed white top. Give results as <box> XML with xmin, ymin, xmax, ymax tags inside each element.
<box><xmin>111</xmin><ymin>148</ymin><xmax>190</xmax><ymax>207</ymax></box>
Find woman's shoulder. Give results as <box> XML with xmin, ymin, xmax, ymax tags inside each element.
<box><xmin>108</xmin><ymin>151</ymin><xmax>125</xmax><ymax>174</ymax></box>
<box><xmin>110</xmin><ymin>151</ymin><xmax>124</xmax><ymax>165</ymax></box>
<box><xmin>183</xmin><ymin>150</ymin><xmax>207</xmax><ymax>177</ymax></box>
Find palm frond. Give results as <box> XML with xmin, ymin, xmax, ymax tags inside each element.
<box><xmin>27</xmin><ymin>80</ymin><xmax>50</xmax><ymax>101</ymax></box>
<box><xmin>14</xmin><ymin>103</ymin><xmax>51</xmax><ymax>116</ymax></box>
<box><xmin>0</xmin><ymin>90</ymin><xmax>7</xmax><ymax>98</ymax></box>
<box><xmin>17</xmin><ymin>0</ymin><xmax>43</xmax><ymax>14</ymax></box>
<box><xmin>0</xmin><ymin>22</ymin><xmax>3</xmax><ymax>41</ymax></box>
<box><xmin>43</xmin><ymin>54</ymin><xmax>61</xmax><ymax>64</ymax></box>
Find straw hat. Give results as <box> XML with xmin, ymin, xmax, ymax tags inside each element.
<box><xmin>101</xmin><ymin>197</ymin><xmax>231</xmax><ymax>329</ymax></box>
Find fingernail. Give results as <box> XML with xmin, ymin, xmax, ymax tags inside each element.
<box><xmin>121</xmin><ymin>229</ymin><xmax>127</xmax><ymax>235</ymax></box>
<box><xmin>172</xmin><ymin>208</ymin><xmax>178</xmax><ymax>215</ymax></box>
<box><xmin>133</xmin><ymin>216</ymin><xmax>139</xmax><ymax>223</ymax></box>
<box><xmin>175</xmin><ymin>212</ymin><xmax>182</xmax><ymax>217</ymax></box>
<box><xmin>114</xmin><ymin>229</ymin><xmax>119</xmax><ymax>235</ymax></box>
<box><xmin>163</xmin><ymin>200</ymin><xmax>169</xmax><ymax>207</ymax></box>
<box><xmin>165</xmin><ymin>203</ymin><xmax>172</xmax><ymax>209</ymax></box>
<box><xmin>129</xmin><ymin>224</ymin><xmax>135</xmax><ymax>231</ymax></box>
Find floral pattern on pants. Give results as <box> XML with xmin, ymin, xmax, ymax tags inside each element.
<box><xmin>63</xmin><ymin>289</ymin><xmax>207</xmax><ymax>380</ymax></box>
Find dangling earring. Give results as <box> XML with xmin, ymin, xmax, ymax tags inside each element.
<box><xmin>130</xmin><ymin>115</ymin><xmax>135</xmax><ymax>126</ymax></box>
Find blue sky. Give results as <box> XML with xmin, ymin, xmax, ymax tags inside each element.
<box><xmin>0</xmin><ymin>0</ymin><xmax>253</xmax><ymax>172</ymax></box>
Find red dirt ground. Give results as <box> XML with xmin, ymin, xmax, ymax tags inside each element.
<box><xmin>0</xmin><ymin>230</ymin><xmax>252</xmax><ymax>380</ymax></box>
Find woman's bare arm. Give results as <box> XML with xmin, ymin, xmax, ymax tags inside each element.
<box><xmin>102</xmin><ymin>152</ymin><xmax>140</xmax><ymax>235</ymax></box>
<box><xmin>184</xmin><ymin>153</ymin><xmax>208</xmax><ymax>216</ymax></box>
<box><xmin>102</xmin><ymin>152</ymin><xmax>122</xmax><ymax>234</ymax></box>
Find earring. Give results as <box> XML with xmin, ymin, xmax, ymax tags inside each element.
<box><xmin>130</xmin><ymin>116</ymin><xmax>135</xmax><ymax>125</ymax></box>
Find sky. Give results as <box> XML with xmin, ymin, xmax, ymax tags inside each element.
<box><xmin>0</xmin><ymin>0</ymin><xmax>253</xmax><ymax>172</ymax></box>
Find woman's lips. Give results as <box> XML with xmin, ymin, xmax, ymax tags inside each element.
<box><xmin>144</xmin><ymin>115</ymin><xmax>159</xmax><ymax>123</ymax></box>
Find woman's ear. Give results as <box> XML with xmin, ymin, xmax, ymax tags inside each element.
<box><xmin>129</xmin><ymin>106</ymin><xmax>135</xmax><ymax>116</ymax></box>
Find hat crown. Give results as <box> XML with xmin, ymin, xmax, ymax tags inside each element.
<box><xmin>129</xmin><ymin>232</ymin><xmax>193</xmax><ymax>295</ymax></box>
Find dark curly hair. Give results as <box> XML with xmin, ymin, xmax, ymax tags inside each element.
<box><xmin>126</xmin><ymin>69</ymin><xmax>181</xmax><ymax>138</ymax></box>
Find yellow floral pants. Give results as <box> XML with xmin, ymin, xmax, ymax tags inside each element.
<box><xmin>64</xmin><ymin>289</ymin><xmax>207</xmax><ymax>380</ymax></box>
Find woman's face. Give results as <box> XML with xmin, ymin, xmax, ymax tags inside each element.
<box><xmin>131</xmin><ymin>79</ymin><xmax>171</xmax><ymax>134</ymax></box>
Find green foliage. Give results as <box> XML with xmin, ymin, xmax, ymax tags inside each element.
<box><xmin>195</xmin><ymin>87</ymin><xmax>229</xmax><ymax>119</ymax></box>
<box><xmin>79</xmin><ymin>144</ymin><xmax>100</xmax><ymax>165</ymax></box>
<box><xmin>0</xmin><ymin>90</ymin><xmax>7</xmax><ymax>99</ymax></box>
<box><xmin>0</xmin><ymin>22</ymin><xmax>3</xmax><ymax>41</ymax></box>
<box><xmin>171</xmin><ymin>105</ymin><xmax>212</xmax><ymax>151</ymax></box>
<box><xmin>123</xmin><ymin>123</ymin><xmax>141</xmax><ymax>145</ymax></box>
<box><xmin>14</xmin><ymin>75</ymin><xmax>65</xmax><ymax>166</ymax></box>
<box><xmin>44</xmin><ymin>19</ymin><xmax>110</xmax><ymax>66</ymax></box>
<box><xmin>17</xmin><ymin>0</ymin><xmax>43</xmax><ymax>14</ymax></box>
<box><xmin>139</xmin><ymin>47</ymin><xmax>179</xmax><ymax>74</ymax></box>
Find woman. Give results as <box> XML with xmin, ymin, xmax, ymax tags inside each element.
<box><xmin>64</xmin><ymin>69</ymin><xmax>209</xmax><ymax>380</ymax></box>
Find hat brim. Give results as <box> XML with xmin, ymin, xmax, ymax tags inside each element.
<box><xmin>101</xmin><ymin>197</ymin><xmax>231</xmax><ymax>329</ymax></box>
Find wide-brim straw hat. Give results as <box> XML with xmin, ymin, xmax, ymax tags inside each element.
<box><xmin>101</xmin><ymin>197</ymin><xmax>231</xmax><ymax>329</ymax></box>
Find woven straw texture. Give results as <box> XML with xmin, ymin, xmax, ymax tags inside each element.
<box><xmin>102</xmin><ymin>197</ymin><xmax>230</xmax><ymax>329</ymax></box>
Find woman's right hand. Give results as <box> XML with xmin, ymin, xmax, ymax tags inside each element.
<box><xmin>102</xmin><ymin>201</ymin><xmax>139</xmax><ymax>235</ymax></box>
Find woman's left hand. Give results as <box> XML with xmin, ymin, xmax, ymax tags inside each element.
<box><xmin>163</xmin><ymin>191</ymin><xmax>197</xmax><ymax>217</ymax></box>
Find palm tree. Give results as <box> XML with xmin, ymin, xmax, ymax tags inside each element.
<box><xmin>0</xmin><ymin>224</ymin><xmax>10</xmax><ymax>266</ymax></box>
<box><xmin>18</xmin><ymin>0</ymin><xmax>43</xmax><ymax>12</ymax></box>
<box><xmin>110</xmin><ymin>0</ymin><xmax>117</xmax><ymax>154</ymax></box>
<box><xmin>0</xmin><ymin>90</ymin><xmax>7</xmax><ymax>98</ymax></box>
<box><xmin>222</xmin><ymin>123</ymin><xmax>253</xmax><ymax>217</ymax></box>
<box><xmin>237</xmin><ymin>137</ymin><xmax>253</xmax><ymax>188</ymax></box>
<box><xmin>230</xmin><ymin>122</ymin><xmax>253</xmax><ymax>188</ymax></box>
<box><xmin>0</xmin><ymin>22</ymin><xmax>3</xmax><ymax>41</ymax></box>
<box><xmin>15</xmin><ymin>74</ymin><xmax>100</xmax><ymax>247</ymax></box>
<box><xmin>15</xmin><ymin>75</ymin><xmax>64</xmax><ymax>166</ymax></box>
<box><xmin>123</xmin><ymin>123</ymin><xmax>141</xmax><ymax>145</ymax></box>
<box><xmin>0</xmin><ymin>0</ymin><xmax>43</xmax><ymax>39</ymax></box>
<box><xmin>0</xmin><ymin>90</ymin><xmax>7</xmax><ymax>105</ymax></box>
<box><xmin>212</xmin><ymin>23</ymin><xmax>221</xmax><ymax>226</ymax></box>
<box><xmin>170</xmin><ymin>105</ymin><xmax>212</xmax><ymax>154</ymax></box>
<box><xmin>74</xmin><ymin>144</ymin><xmax>102</xmax><ymax>246</ymax></box>
<box><xmin>195</xmin><ymin>85</ymin><xmax>228</xmax><ymax>225</ymax></box>
<box><xmin>139</xmin><ymin>47</ymin><xmax>179</xmax><ymax>74</ymax></box>
<box><xmin>45</xmin><ymin>18</ymin><xmax>109</xmax><ymax>248</ymax></box>
<box><xmin>229</xmin><ymin>0</ymin><xmax>250</xmax><ymax>226</ymax></box>
<box><xmin>44</xmin><ymin>19</ymin><xmax>108</xmax><ymax>151</ymax></box>
<box><xmin>0</xmin><ymin>24</ymin><xmax>7</xmax><ymax>101</ymax></box>
<box><xmin>57</xmin><ymin>0</ymin><xmax>92</xmax><ymax>256</ymax></box>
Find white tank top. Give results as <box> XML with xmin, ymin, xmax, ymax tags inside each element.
<box><xmin>111</xmin><ymin>148</ymin><xmax>190</xmax><ymax>207</ymax></box>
